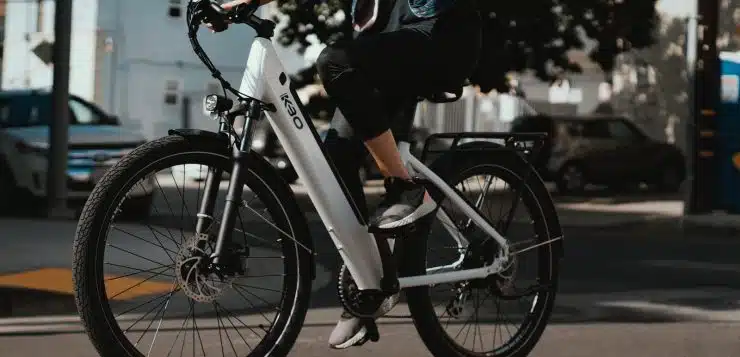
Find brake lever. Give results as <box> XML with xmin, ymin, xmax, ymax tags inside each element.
<box><xmin>229</xmin><ymin>2</ymin><xmax>261</xmax><ymax>23</ymax></box>
<box><xmin>197</xmin><ymin>0</ymin><xmax>229</xmax><ymax>32</ymax></box>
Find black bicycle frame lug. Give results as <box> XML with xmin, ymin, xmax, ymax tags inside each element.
<box><xmin>373</xmin><ymin>234</ymin><xmax>400</xmax><ymax>295</ymax></box>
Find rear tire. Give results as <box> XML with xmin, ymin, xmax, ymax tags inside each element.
<box><xmin>73</xmin><ymin>135</ymin><xmax>314</xmax><ymax>357</ymax></box>
<box><xmin>405</xmin><ymin>147</ymin><xmax>561</xmax><ymax>357</ymax></box>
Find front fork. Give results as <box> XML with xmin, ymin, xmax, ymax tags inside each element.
<box><xmin>194</xmin><ymin>99</ymin><xmax>261</xmax><ymax>266</ymax></box>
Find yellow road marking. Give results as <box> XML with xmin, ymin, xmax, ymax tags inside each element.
<box><xmin>0</xmin><ymin>268</ymin><xmax>174</xmax><ymax>301</ymax></box>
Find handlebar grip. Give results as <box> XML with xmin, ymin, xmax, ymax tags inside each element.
<box><xmin>229</xmin><ymin>1</ymin><xmax>261</xmax><ymax>23</ymax></box>
<box><xmin>199</xmin><ymin>0</ymin><xmax>229</xmax><ymax>32</ymax></box>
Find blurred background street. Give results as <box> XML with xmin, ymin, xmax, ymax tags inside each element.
<box><xmin>1</xmin><ymin>0</ymin><xmax>740</xmax><ymax>356</ymax></box>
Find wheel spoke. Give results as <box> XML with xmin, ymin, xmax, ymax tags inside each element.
<box><xmin>421</xmin><ymin>161</ymin><xmax>558</xmax><ymax>356</ymax></box>
<box><xmin>76</xmin><ymin>149</ymin><xmax>306</xmax><ymax>357</ymax></box>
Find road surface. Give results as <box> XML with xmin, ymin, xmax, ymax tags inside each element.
<box><xmin>0</xmin><ymin>177</ymin><xmax>737</xmax><ymax>356</ymax></box>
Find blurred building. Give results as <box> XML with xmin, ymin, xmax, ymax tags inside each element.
<box><xmin>0</xmin><ymin>0</ymin><xmax>293</xmax><ymax>140</ymax></box>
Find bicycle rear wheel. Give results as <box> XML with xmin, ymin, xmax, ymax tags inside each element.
<box><xmin>405</xmin><ymin>147</ymin><xmax>561</xmax><ymax>357</ymax></box>
<box><xmin>72</xmin><ymin>135</ymin><xmax>313</xmax><ymax>357</ymax></box>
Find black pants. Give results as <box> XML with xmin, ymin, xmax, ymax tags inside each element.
<box><xmin>317</xmin><ymin>0</ymin><xmax>481</xmax><ymax>221</ymax></box>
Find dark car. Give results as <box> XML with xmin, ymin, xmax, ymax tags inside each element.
<box><xmin>510</xmin><ymin>114</ymin><xmax>686</xmax><ymax>194</ymax></box>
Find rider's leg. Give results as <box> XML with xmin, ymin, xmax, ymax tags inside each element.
<box><xmin>322</xmin><ymin>113</ymin><xmax>380</xmax><ymax>349</ymax></box>
<box><xmin>316</xmin><ymin>4</ymin><xmax>480</xmax><ymax>231</ymax></box>
<box><xmin>317</xmin><ymin>0</ymin><xmax>481</xmax><ymax>348</ymax></box>
<box><xmin>316</xmin><ymin>33</ymin><xmax>440</xmax><ymax>231</ymax></box>
<box><xmin>322</xmin><ymin>98</ymin><xmax>416</xmax><ymax>349</ymax></box>
<box><xmin>364</xmin><ymin>130</ymin><xmax>410</xmax><ymax>180</ymax></box>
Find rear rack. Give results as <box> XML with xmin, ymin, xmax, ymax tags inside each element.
<box><xmin>419</xmin><ymin>131</ymin><xmax>550</xmax><ymax>166</ymax></box>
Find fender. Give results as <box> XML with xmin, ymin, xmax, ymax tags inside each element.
<box><xmin>430</xmin><ymin>140</ymin><xmax>564</xmax><ymax>259</ymax></box>
<box><xmin>167</xmin><ymin>128</ymin><xmax>318</xmax><ymax>279</ymax></box>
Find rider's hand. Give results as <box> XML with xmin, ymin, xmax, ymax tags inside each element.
<box><xmin>204</xmin><ymin>0</ymin><xmax>255</xmax><ymax>32</ymax></box>
<box><xmin>221</xmin><ymin>0</ymin><xmax>254</xmax><ymax>10</ymax></box>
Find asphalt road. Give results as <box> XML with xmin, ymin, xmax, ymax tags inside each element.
<box><xmin>0</xmin><ymin>176</ymin><xmax>738</xmax><ymax>356</ymax></box>
<box><xmin>1</xmin><ymin>218</ymin><xmax>740</xmax><ymax>356</ymax></box>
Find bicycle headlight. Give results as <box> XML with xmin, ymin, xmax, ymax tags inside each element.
<box><xmin>204</xmin><ymin>94</ymin><xmax>220</xmax><ymax>112</ymax></box>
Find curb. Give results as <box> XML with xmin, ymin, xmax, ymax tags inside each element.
<box><xmin>680</xmin><ymin>216</ymin><xmax>740</xmax><ymax>236</ymax></box>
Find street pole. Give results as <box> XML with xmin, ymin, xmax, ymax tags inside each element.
<box><xmin>47</xmin><ymin>0</ymin><xmax>73</xmax><ymax>218</ymax></box>
<box><xmin>684</xmin><ymin>11</ymin><xmax>698</xmax><ymax>214</ymax></box>
<box><xmin>687</xmin><ymin>0</ymin><xmax>720</xmax><ymax>214</ymax></box>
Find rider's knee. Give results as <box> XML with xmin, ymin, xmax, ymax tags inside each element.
<box><xmin>316</xmin><ymin>45</ymin><xmax>351</xmax><ymax>89</ymax></box>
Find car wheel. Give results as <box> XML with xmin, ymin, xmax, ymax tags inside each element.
<box><xmin>556</xmin><ymin>162</ymin><xmax>587</xmax><ymax>194</ymax></box>
<box><xmin>0</xmin><ymin>169</ymin><xmax>17</xmax><ymax>216</ymax></box>
<box><xmin>655</xmin><ymin>165</ymin><xmax>683</xmax><ymax>193</ymax></box>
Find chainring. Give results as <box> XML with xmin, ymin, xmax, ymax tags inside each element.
<box><xmin>337</xmin><ymin>263</ymin><xmax>400</xmax><ymax>319</ymax></box>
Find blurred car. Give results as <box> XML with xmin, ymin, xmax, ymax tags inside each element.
<box><xmin>0</xmin><ymin>89</ymin><xmax>153</xmax><ymax>216</ymax></box>
<box><xmin>510</xmin><ymin>114</ymin><xmax>686</xmax><ymax>194</ymax></box>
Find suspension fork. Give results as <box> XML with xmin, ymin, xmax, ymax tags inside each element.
<box><xmin>194</xmin><ymin>119</ymin><xmax>229</xmax><ymax>239</ymax></box>
<box><xmin>209</xmin><ymin>99</ymin><xmax>261</xmax><ymax>265</ymax></box>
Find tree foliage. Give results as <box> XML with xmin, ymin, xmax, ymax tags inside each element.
<box><xmin>272</xmin><ymin>0</ymin><xmax>661</xmax><ymax>93</ymax></box>
<box><xmin>607</xmin><ymin>0</ymin><xmax>740</xmax><ymax>150</ymax></box>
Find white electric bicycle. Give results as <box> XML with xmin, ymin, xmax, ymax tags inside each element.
<box><xmin>72</xmin><ymin>1</ymin><xmax>564</xmax><ymax>356</ymax></box>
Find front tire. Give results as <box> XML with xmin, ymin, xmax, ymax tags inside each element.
<box><xmin>73</xmin><ymin>135</ymin><xmax>314</xmax><ymax>357</ymax></box>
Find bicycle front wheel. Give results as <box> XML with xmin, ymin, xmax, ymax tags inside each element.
<box><xmin>406</xmin><ymin>147</ymin><xmax>561</xmax><ymax>357</ymax></box>
<box><xmin>72</xmin><ymin>134</ymin><xmax>313</xmax><ymax>357</ymax></box>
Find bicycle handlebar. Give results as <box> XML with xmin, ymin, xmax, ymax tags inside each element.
<box><xmin>189</xmin><ymin>0</ymin><xmax>268</xmax><ymax>35</ymax></box>
<box><xmin>186</xmin><ymin>0</ymin><xmax>277</xmax><ymax>111</ymax></box>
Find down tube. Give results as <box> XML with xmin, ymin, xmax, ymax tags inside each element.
<box><xmin>238</xmin><ymin>38</ymin><xmax>384</xmax><ymax>291</ymax></box>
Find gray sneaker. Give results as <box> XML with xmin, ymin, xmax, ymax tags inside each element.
<box><xmin>328</xmin><ymin>312</ymin><xmax>378</xmax><ymax>349</ymax></box>
<box><xmin>369</xmin><ymin>177</ymin><xmax>437</xmax><ymax>231</ymax></box>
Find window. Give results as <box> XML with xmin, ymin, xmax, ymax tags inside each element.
<box><xmin>168</xmin><ymin>0</ymin><xmax>182</xmax><ymax>18</ymax></box>
<box><xmin>607</xmin><ymin>120</ymin><xmax>643</xmax><ymax>143</ymax></box>
<box><xmin>164</xmin><ymin>79</ymin><xmax>182</xmax><ymax>105</ymax></box>
<box><xmin>68</xmin><ymin>97</ymin><xmax>103</xmax><ymax>125</ymax></box>
<box><xmin>581</xmin><ymin>121</ymin><xmax>610</xmax><ymax>139</ymax></box>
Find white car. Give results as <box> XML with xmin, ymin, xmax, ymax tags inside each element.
<box><xmin>0</xmin><ymin>90</ymin><xmax>155</xmax><ymax>217</ymax></box>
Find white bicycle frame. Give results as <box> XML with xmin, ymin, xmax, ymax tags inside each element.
<box><xmin>239</xmin><ymin>37</ymin><xmax>511</xmax><ymax>291</ymax></box>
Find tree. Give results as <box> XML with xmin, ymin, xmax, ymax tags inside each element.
<box><xmin>607</xmin><ymin>0</ymin><xmax>740</xmax><ymax>150</ymax></box>
<box><xmin>718</xmin><ymin>0</ymin><xmax>740</xmax><ymax>51</ymax></box>
<box><xmin>272</xmin><ymin>0</ymin><xmax>660</xmax><ymax>93</ymax></box>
